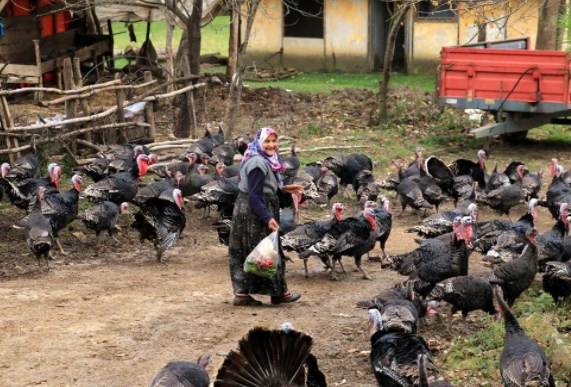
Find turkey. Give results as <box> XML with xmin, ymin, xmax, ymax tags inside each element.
<box><xmin>428</xmin><ymin>275</ymin><xmax>498</xmax><ymax>334</ymax></box>
<box><xmin>1</xmin><ymin>163</ymin><xmax>61</xmax><ymax>211</ymax></box>
<box><xmin>477</xmin><ymin>164</ymin><xmax>525</xmax><ymax>218</ymax></box>
<box><xmin>521</xmin><ymin>169</ymin><xmax>543</xmax><ymax>201</ymax></box>
<box><xmin>425</xmin><ymin>149</ymin><xmax>487</xmax><ymax>202</ymax></box>
<box><xmin>77</xmin><ymin>144</ymin><xmax>149</xmax><ymax>182</ymax></box>
<box><xmin>79</xmin><ymin>201</ymin><xmax>129</xmax><ymax>254</ymax></box>
<box><xmin>542</xmin><ymin>261</ymin><xmax>571</xmax><ymax>303</ymax></box>
<box><xmin>178</xmin><ymin>163</ymin><xmax>224</xmax><ymax>198</ymax></box>
<box><xmin>397</xmin><ymin>176</ymin><xmax>433</xmax><ymax>219</ymax></box>
<box><xmin>107</xmin><ymin>152</ymin><xmax>157</xmax><ymax>175</ymax></box>
<box><xmin>418</xmin><ymin>168</ymin><xmax>444</xmax><ymax>213</ymax></box>
<box><xmin>150</xmin><ymin>355</ymin><xmax>211</xmax><ymax>387</ymax></box>
<box><xmin>486</xmin><ymin>160</ymin><xmax>511</xmax><ymax>192</ymax></box>
<box><xmin>151</xmin><ymin>152</ymin><xmax>196</xmax><ymax>178</ymax></box>
<box><xmin>97</xmin><ymin>144</ymin><xmax>150</xmax><ymax>160</ymax></box>
<box><xmin>495</xmin><ymin>286</ymin><xmax>555</xmax><ymax>387</ymax></box>
<box><xmin>322</xmin><ymin>153</ymin><xmax>373</xmax><ymax>196</ymax></box>
<box><xmin>418</xmin><ymin>354</ymin><xmax>452</xmax><ymax>387</ymax></box>
<box><xmin>131</xmin><ymin>188</ymin><xmax>186</xmax><ymax>262</ymax></box>
<box><xmin>34</xmin><ymin>174</ymin><xmax>82</xmax><ymax>255</ymax></box>
<box><xmin>543</xmin><ymin>161</ymin><xmax>571</xmax><ymax>219</ymax></box>
<box><xmin>0</xmin><ymin>162</ymin><xmax>7</xmax><ymax>201</ymax></box>
<box><xmin>281</xmin><ymin>202</ymin><xmax>345</xmax><ymax>277</ymax></box>
<box><xmin>405</xmin><ymin>203</ymin><xmax>478</xmax><ymax>238</ymax></box>
<box><xmin>368</xmin><ymin>309</ymin><xmax>447</xmax><ymax>387</ymax></box>
<box><xmin>214</xmin><ymin>324</ymin><xmax>326</xmax><ymax>387</ymax></box>
<box><xmin>488</xmin><ymin>228</ymin><xmax>539</xmax><ymax>306</ymax></box>
<box><xmin>186</xmin><ymin>125</ymin><xmax>218</xmax><ymax>158</ymax></box>
<box><xmin>372</xmin><ymin>197</ymin><xmax>393</xmax><ymax>261</ymax></box>
<box><xmin>357</xmin><ymin>280</ymin><xmax>416</xmax><ymax>309</ymax></box>
<box><xmin>471</xmin><ymin>200</ymin><xmax>538</xmax><ymax>256</ymax></box>
<box><xmin>315</xmin><ymin>166</ymin><xmax>339</xmax><ymax>205</ymax></box>
<box><xmin>300</xmin><ymin>208</ymin><xmax>377</xmax><ymax>280</ymax></box>
<box><xmin>5</xmin><ymin>139</ymin><xmax>38</xmax><ymax>180</ymax></box>
<box><xmin>233</xmin><ymin>135</ymin><xmax>250</xmax><ymax>155</ymax></box>
<box><xmin>377</xmin><ymin>298</ymin><xmax>421</xmax><ymax>334</ymax></box>
<box><xmin>74</xmin><ymin>157</ymin><xmax>110</xmax><ymax>182</ymax></box>
<box><xmin>132</xmin><ymin>173</ymin><xmax>182</xmax><ymax>206</ymax></box>
<box><xmin>386</xmin><ymin>217</ymin><xmax>474</xmax><ymax>296</ymax></box>
<box><xmin>211</xmin><ymin>143</ymin><xmax>237</xmax><ymax>166</ymax></box>
<box><xmin>504</xmin><ymin>161</ymin><xmax>525</xmax><ymax>183</ymax></box>
<box><xmin>551</xmin><ymin>158</ymin><xmax>571</xmax><ymax>185</ymax></box>
<box><xmin>16</xmin><ymin>187</ymin><xmax>54</xmax><ymax>270</ymax></box>
<box><xmin>281</xmin><ymin>145</ymin><xmax>300</xmax><ymax>184</ymax></box>
<box><xmin>353</xmin><ymin>169</ymin><xmax>379</xmax><ymax>204</ymax></box>
<box><xmin>82</xmin><ymin>154</ymin><xmax>150</xmax><ymax>204</ymax></box>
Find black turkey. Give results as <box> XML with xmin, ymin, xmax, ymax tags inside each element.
<box><xmin>486</xmin><ymin>160</ymin><xmax>511</xmax><ymax>192</ymax></box>
<box><xmin>322</xmin><ymin>153</ymin><xmax>373</xmax><ymax>196</ymax></box>
<box><xmin>542</xmin><ymin>261</ymin><xmax>571</xmax><ymax>303</ymax></box>
<box><xmin>151</xmin><ymin>153</ymin><xmax>196</xmax><ymax>179</ymax></box>
<box><xmin>133</xmin><ymin>173</ymin><xmax>182</xmax><ymax>206</ymax></box>
<box><xmin>211</xmin><ymin>143</ymin><xmax>237</xmax><ymax>166</ymax></box>
<box><xmin>35</xmin><ymin>174</ymin><xmax>82</xmax><ymax>255</ymax></box>
<box><xmin>428</xmin><ymin>275</ymin><xmax>498</xmax><ymax>333</ymax></box>
<box><xmin>300</xmin><ymin>208</ymin><xmax>377</xmax><ymax>280</ymax></box>
<box><xmin>397</xmin><ymin>175</ymin><xmax>433</xmax><ymax>219</ymax></box>
<box><xmin>79</xmin><ymin>201</ymin><xmax>129</xmax><ymax>254</ymax></box>
<box><xmin>372</xmin><ymin>197</ymin><xmax>393</xmax><ymax>261</ymax></box>
<box><xmin>150</xmin><ymin>355</ymin><xmax>211</xmax><ymax>387</ymax></box>
<box><xmin>214</xmin><ymin>324</ymin><xmax>326</xmax><ymax>387</ymax></box>
<box><xmin>5</xmin><ymin>139</ymin><xmax>38</xmax><ymax>179</ymax></box>
<box><xmin>82</xmin><ymin>154</ymin><xmax>150</xmax><ymax>204</ymax></box>
<box><xmin>543</xmin><ymin>160</ymin><xmax>571</xmax><ymax>219</ymax></box>
<box><xmin>282</xmin><ymin>202</ymin><xmax>345</xmax><ymax>277</ymax></box>
<box><xmin>477</xmin><ymin>164</ymin><xmax>525</xmax><ymax>218</ymax></box>
<box><xmin>521</xmin><ymin>169</ymin><xmax>543</xmax><ymax>201</ymax></box>
<box><xmin>1</xmin><ymin>163</ymin><xmax>61</xmax><ymax>211</ymax></box>
<box><xmin>16</xmin><ymin>187</ymin><xmax>54</xmax><ymax>270</ymax></box>
<box><xmin>131</xmin><ymin>188</ymin><xmax>186</xmax><ymax>262</ymax></box>
<box><xmin>495</xmin><ymin>286</ymin><xmax>555</xmax><ymax>387</ymax></box>
<box><xmin>368</xmin><ymin>309</ymin><xmax>447</xmax><ymax>387</ymax></box>
<box><xmin>353</xmin><ymin>169</ymin><xmax>378</xmax><ymax>204</ymax></box>
<box><xmin>282</xmin><ymin>145</ymin><xmax>300</xmax><ymax>185</ymax></box>
<box><xmin>488</xmin><ymin>228</ymin><xmax>539</xmax><ymax>306</ymax></box>
<box><xmin>405</xmin><ymin>203</ymin><xmax>478</xmax><ymax>238</ymax></box>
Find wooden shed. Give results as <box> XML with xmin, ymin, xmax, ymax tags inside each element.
<box><xmin>0</xmin><ymin>0</ymin><xmax>112</xmax><ymax>85</ymax></box>
<box><xmin>244</xmin><ymin>0</ymin><xmax>540</xmax><ymax>73</ymax></box>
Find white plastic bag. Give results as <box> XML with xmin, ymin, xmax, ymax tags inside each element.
<box><xmin>243</xmin><ymin>231</ymin><xmax>280</xmax><ymax>279</ymax></box>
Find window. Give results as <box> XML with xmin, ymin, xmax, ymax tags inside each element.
<box><xmin>283</xmin><ymin>0</ymin><xmax>324</xmax><ymax>38</ymax></box>
<box><xmin>417</xmin><ymin>0</ymin><xmax>457</xmax><ymax>19</ymax></box>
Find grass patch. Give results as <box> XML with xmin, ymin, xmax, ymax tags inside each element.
<box><xmin>246</xmin><ymin>73</ymin><xmax>435</xmax><ymax>94</ymax></box>
<box><xmin>442</xmin><ymin>286</ymin><xmax>571</xmax><ymax>385</ymax></box>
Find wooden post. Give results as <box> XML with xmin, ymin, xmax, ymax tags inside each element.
<box><xmin>183</xmin><ymin>57</ymin><xmax>197</xmax><ymax>138</ymax></box>
<box><xmin>107</xmin><ymin>19</ymin><xmax>114</xmax><ymax>69</ymax></box>
<box><xmin>62</xmin><ymin>58</ymin><xmax>77</xmax><ymax>153</ymax></box>
<box><xmin>165</xmin><ymin>14</ymin><xmax>175</xmax><ymax>93</ymax></box>
<box><xmin>0</xmin><ymin>96</ymin><xmax>19</xmax><ymax>163</ymax></box>
<box><xmin>143</xmin><ymin>71</ymin><xmax>156</xmax><ymax>141</ymax></box>
<box><xmin>73</xmin><ymin>57</ymin><xmax>92</xmax><ymax>143</ymax></box>
<box><xmin>227</xmin><ymin>5</ymin><xmax>240</xmax><ymax>76</ymax></box>
<box><xmin>33</xmin><ymin>40</ymin><xmax>43</xmax><ymax>102</ymax></box>
<box><xmin>114</xmin><ymin>72</ymin><xmax>127</xmax><ymax>143</ymax></box>
<box><xmin>91</xmin><ymin>49</ymin><xmax>100</xmax><ymax>80</ymax></box>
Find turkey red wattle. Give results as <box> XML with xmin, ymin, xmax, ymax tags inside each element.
<box><xmin>551</xmin><ymin>158</ymin><xmax>558</xmax><ymax>177</ymax></box>
<box><xmin>173</xmin><ymin>189</ymin><xmax>183</xmax><ymax>210</ymax></box>
<box><xmin>216</xmin><ymin>163</ymin><xmax>225</xmax><ymax>177</ymax></box>
<box><xmin>517</xmin><ymin>164</ymin><xmax>525</xmax><ymax>179</ymax></box>
<box><xmin>136</xmin><ymin>155</ymin><xmax>150</xmax><ymax>178</ymax></box>
<box><xmin>364</xmin><ymin>209</ymin><xmax>377</xmax><ymax>231</ymax></box>
<box><xmin>462</xmin><ymin>219</ymin><xmax>474</xmax><ymax>246</ymax></box>
<box><xmin>477</xmin><ymin>149</ymin><xmax>487</xmax><ymax>170</ymax></box>
<box><xmin>559</xmin><ymin>203</ymin><xmax>568</xmax><ymax>224</ymax></box>
<box><xmin>51</xmin><ymin>165</ymin><xmax>62</xmax><ymax>190</ymax></box>
<box><xmin>198</xmin><ymin>165</ymin><xmax>207</xmax><ymax>176</ymax></box>
<box><xmin>187</xmin><ymin>152</ymin><xmax>197</xmax><ymax>165</ymax></box>
<box><xmin>453</xmin><ymin>217</ymin><xmax>464</xmax><ymax>241</ymax></box>
<box><xmin>72</xmin><ymin>175</ymin><xmax>82</xmax><ymax>193</ymax></box>
<box><xmin>332</xmin><ymin>203</ymin><xmax>344</xmax><ymax>221</ymax></box>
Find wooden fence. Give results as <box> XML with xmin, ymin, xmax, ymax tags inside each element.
<box><xmin>0</xmin><ymin>56</ymin><xmax>208</xmax><ymax>163</ymax></box>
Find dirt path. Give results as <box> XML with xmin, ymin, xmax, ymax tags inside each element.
<box><xmin>0</xmin><ymin>198</ymin><xmax>553</xmax><ymax>386</ymax></box>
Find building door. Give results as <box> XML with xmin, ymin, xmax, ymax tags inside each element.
<box><xmin>370</xmin><ymin>0</ymin><xmax>405</xmax><ymax>71</ymax></box>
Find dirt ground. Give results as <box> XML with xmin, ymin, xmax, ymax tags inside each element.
<box><xmin>0</xmin><ymin>194</ymin><xmax>560</xmax><ymax>386</ymax></box>
<box><xmin>0</xmin><ymin>85</ymin><xmax>569</xmax><ymax>386</ymax></box>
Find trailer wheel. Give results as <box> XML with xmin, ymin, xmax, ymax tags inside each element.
<box><xmin>501</xmin><ymin>130</ymin><xmax>528</xmax><ymax>143</ymax></box>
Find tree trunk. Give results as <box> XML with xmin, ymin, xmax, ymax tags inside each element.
<box><xmin>175</xmin><ymin>30</ymin><xmax>188</xmax><ymax>76</ymax></box>
<box><xmin>227</xmin><ymin>5</ymin><xmax>241</xmax><ymax>76</ymax></box>
<box><xmin>378</xmin><ymin>3</ymin><xmax>409</xmax><ymax>122</ymax></box>
<box><xmin>556</xmin><ymin>0</ymin><xmax>568</xmax><ymax>50</ymax></box>
<box><xmin>536</xmin><ymin>0</ymin><xmax>560</xmax><ymax>49</ymax></box>
<box><xmin>187</xmin><ymin>0</ymin><xmax>203</xmax><ymax>76</ymax></box>
<box><xmin>224</xmin><ymin>0</ymin><xmax>261</xmax><ymax>138</ymax></box>
<box><xmin>165</xmin><ymin>13</ymin><xmax>176</xmax><ymax>93</ymax></box>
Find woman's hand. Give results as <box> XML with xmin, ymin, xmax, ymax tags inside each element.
<box><xmin>268</xmin><ymin>218</ymin><xmax>280</xmax><ymax>232</ymax></box>
<box><xmin>282</xmin><ymin>184</ymin><xmax>304</xmax><ymax>196</ymax></box>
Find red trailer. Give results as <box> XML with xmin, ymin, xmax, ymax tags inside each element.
<box><xmin>439</xmin><ymin>38</ymin><xmax>571</xmax><ymax>140</ymax></box>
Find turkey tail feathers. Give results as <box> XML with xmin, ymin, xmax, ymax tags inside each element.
<box><xmin>214</xmin><ymin>327</ymin><xmax>313</xmax><ymax>387</ymax></box>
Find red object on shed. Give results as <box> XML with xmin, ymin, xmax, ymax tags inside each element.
<box><xmin>439</xmin><ymin>46</ymin><xmax>571</xmax><ymax>113</ymax></box>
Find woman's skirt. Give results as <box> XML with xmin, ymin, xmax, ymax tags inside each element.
<box><xmin>228</xmin><ymin>192</ymin><xmax>287</xmax><ymax>297</ymax></box>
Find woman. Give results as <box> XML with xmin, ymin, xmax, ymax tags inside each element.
<box><xmin>229</xmin><ymin>127</ymin><xmax>304</xmax><ymax>306</ymax></box>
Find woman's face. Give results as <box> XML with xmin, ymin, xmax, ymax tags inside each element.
<box><xmin>262</xmin><ymin>134</ymin><xmax>278</xmax><ymax>156</ymax></box>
